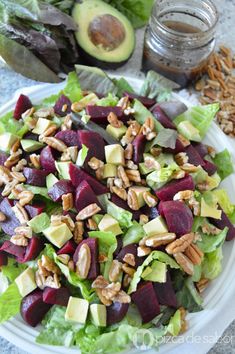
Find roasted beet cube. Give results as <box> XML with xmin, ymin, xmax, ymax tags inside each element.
<box><xmin>86</xmin><ymin>105</ymin><xmax>123</xmax><ymax>124</ymax></box>
<box><xmin>151</xmin><ymin>105</ymin><xmax>176</xmax><ymax>129</ymax></box>
<box><xmin>111</xmin><ymin>194</ymin><xmax>140</xmax><ymax>220</ymax></box>
<box><xmin>0</xmin><ymin>198</ymin><xmax>20</xmax><ymax>235</ymax></box>
<box><xmin>163</xmin><ymin>138</ymin><xmax>186</xmax><ymax>154</ymax></box>
<box><xmin>132</xmin><ymin>134</ymin><xmax>146</xmax><ymax>164</ymax></box>
<box><xmin>18</xmin><ymin>237</ymin><xmax>44</xmax><ymax>263</ymax></box>
<box><xmin>155</xmin><ymin>175</ymin><xmax>195</xmax><ymax>201</ymax></box>
<box><xmin>124</xmin><ymin>92</ymin><xmax>156</xmax><ymax>108</ymax></box>
<box><xmin>57</xmin><ymin>240</ymin><xmax>77</xmax><ymax>255</ymax></box>
<box><xmin>55</xmin><ymin>130</ymin><xmax>80</xmax><ymax>147</ymax></box>
<box><xmin>48</xmin><ymin>179</ymin><xmax>74</xmax><ymax>202</ymax></box>
<box><xmin>184</xmin><ymin>145</ymin><xmax>205</xmax><ymax>167</ymax></box>
<box><xmin>54</xmin><ymin>95</ymin><xmax>71</xmax><ymax>117</ymax></box>
<box><xmin>69</xmin><ymin>164</ymin><xmax>108</xmax><ymax>195</ymax></box>
<box><xmin>73</xmin><ymin>238</ymin><xmax>99</xmax><ymax>280</ymax></box>
<box><xmin>192</xmin><ymin>142</ymin><xmax>208</xmax><ymax>158</ymax></box>
<box><xmin>23</xmin><ymin>167</ymin><xmax>48</xmax><ymax>187</ymax></box>
<box><xmin>25</xmin><ymin>203</ymin><xmax>45</xmax><ymax>218</ymax></box>
<box><xmin>131</xmin><ymin>282</ymin><xmax>160</xmax><ymax>323</ymax></box>
<box><xmin>43</xmin><ymin>287</ymin><xmax>70</xmax><ymax>306</ymax></box>
<box><xmin>21</xmin><ymin>290</ymin><xmax>52</xmax><ymax>327</ymax></box>
<box><xmin>153</xmin><ymin>272</ymin><xmax>177</xmax><ymax>308</ymax></box>
<box><xmin>14</xmin><ymin>94</ymin><xmax>32</xmax><ymax>120</ymax></box>
<box><xmin>40</xmin><ymin>146</ymin><xmax>57</xmax><ymax>173</ymax></box>
<box><xmin>117</xmin><ymin>244</ymin><xmax>142</xmax><ymax>267</ymax></box>
<box><xmin>203</xmin><ymin>159</ymin><xmax>217</xmax><ymax>176</ymax></box>
<box><xmin>160</xmin><ymin>201</ymin><xmax>193</xmax><ymax>236</ymax></box>
<box><xmin>0</xmin><ymin>251</ymin><xmax>8</xmax><ymax>266</ymax></box>
<box><xmin>210</xmin><ymin>208</ymin><xmax>235</xmax><ymax>241</ymax></box>
<box><xmin>77</xmin><ymin>130</ymin><xmax>105</xmax><ymax>170</ymax></box>
<box><xmin>107</xmin><ymin>302</ymin><xmax>129</xmax><ymax>325</ymax></box>
<box><xmin>75</xmin><ymin>180</ymin><xmax>100</xmax><ymax>212</ymax></box>
<box><xmin>0</xmin><ymin>240</ymin><xmax>25</xmax><ymax>259</ymax></box>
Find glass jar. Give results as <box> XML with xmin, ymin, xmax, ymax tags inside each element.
<box><xmin>142</xmin><ymin>0</ymin><xmax>218</xmax><ymax>88</ymax></box>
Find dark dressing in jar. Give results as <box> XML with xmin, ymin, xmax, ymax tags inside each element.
<box><xmin>142</xmin><ymin>0</ymin><xmax>218</xmax><ymax>88</ymax></box>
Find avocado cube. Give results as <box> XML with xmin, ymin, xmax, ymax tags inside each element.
<box><xmin>15</xmin><ymin>267</ymin><xmax>37</xmax><ymax>297</ymax></box>
<box><xmin>98</xmin><ymin>214</ymin><xmax>122</xmax><ymax>236</ymax></box>
<box><xmin>55</xmin><ymin>161</ymin><xmax>70</xmax><ymax>179</ymax></box>
<box><xmin>143</xmin><ymin>216</ymin><xmax>168</xmax><ymax>236</ymax></box>
<box><xmin>65</xmin><ymin>297</ymin><xmax>89</xmax><ymax>324</ymax></box>
<box><xmin>32</xmin><ymin>118</ymin><xmax>53</xmax><ymax>135</ymax></box>
<box><xmin>129</xmin><ymin>186</ymin><xmax>150</xmax><ymax>208</ymax></box>
<box><xmin>0</xmin><ymin>133</ymin><xmax>18</xmax><ymax>152</ymax></box>
<box><xmin>103</xmin><ymin>164</ymin><xmax>117</xmax><ymax>178</ymax></box>
<box><xmin>28</xmin><ymin>212</ymin><xmax>50</xmax><ymax>233</ymax></box>
<box><xmin>105</xmin><ymin>144</ymin><xmax>125</xmax><ymax>165</ymax></box>
<box><xmin>46</xmin><ymin>173</ymin><xmax>59</xmax><ymax>189</ymax></box>
<box><xmin>21</xmin><ymin>139</ymin><xmax>44</xmax><ymax>152</ymax></box>
<box><xmin>106</xmin><ymin>124</ymin><xmax>127</xmax><ymax>140</ymax></box>
<box><xmin>178</xmin><ymin>121</ymin><xmax>201</xmax><ymax>142</ymax></box>
<box><xmin>141</xmin><ymin>261</ymin><xmax>167</xmax><ymax>283</ymax></box>
<box><xmin>200</xmin><ymin>198</ymin><xmax>222</xmax><ymax>219</ymax></box>
<box><xmin>90</xmin><ymin>304</ymin><xmax>107</xmax><ymax>327</ymax></box>
<box><xmin>43</xmin><ymin>223</ymin><xmax>73</xmax><ymax>248</ymax></box>
<box><xmin>79</xmin><ymin>92</ymin><xmax>99</xmax><ymax>106</ymax></box>
<box><xmin>139</xmin><ymin>162</ymin><xmax>154</xmax><ymax>175</ymax></box>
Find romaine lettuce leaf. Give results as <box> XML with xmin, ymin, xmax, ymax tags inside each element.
<box><xmin>2</xmin><ymin>258</ymin><xmax>27</xmax><ymax>282</ymax></box>
<box><xmin>76</xmin><ymin>144</ymin><xmax>89</xmax><ymax>167</ymax></box>
<box><xmin>167</xmin><ymin>309</ymin><xmax>181</xmax><ymax>336</ymax></box>
<box><xmin>105</xmin><ymin>200</ymin><xmax>133</xmax><ymax>229</ymax></box>
<box><xmin>176</xmin><ymin>277</ymin><xmax>203</xmax><ymax>313</ymax></box>
<box><xmin>146</xmin><ymin>163</ymin><xmax>180</xmax><ymax>190</ymax></box>
<box><xmin>0</xmin><ymin>282</ymin><xmax>22</xmax><ymax>324</ymax></box>
<box><xmin>122</xmin><ymin>221</ymin><xmax>145</xmax><ymax>247</ymax></box>
<box><xmin>146</xmin><ymin>129</ymin><xmax>177</xmax><ymax>149</ymax></box>
<box><xmin>96</xmin><ymin>93</ymin><xmax>118</xmax><ymax>107</ymax></box>
<box><xmin>140</xmin><ymin>70</ymin><xmax>178</xmax><ymax>100</ymax></box>
<box><xmin>202</xmin><ymin>247</ymin><xmax>223</xmax><ymax>280</ymax></box>
<box><xmin>212</xmin><ymin>149</ymin><xmax>234</xmax><ymax>180</ymax></box>
<box><xmin>0</xmin><ymin>111</ymin><xmax>28</xmax><ymax>138</ymax></box>
<box><xmin>197</xmin><ymin>227</ymin><xmax>228</xmax><ymax>253</ymax></box>
<box><xmin>212</xmin><ymin>189</ymin><xmax>235</xmax><ymax>223</ymax></box>
<box><xmin>133</xmin><ymin>99</ymin><xmax>163</xmax><ymax>132</ymax></box>
<box><xmin>63</xmin><ymin>71</ymin><xmax>82</xmax><ymax>103</ymax></box>
<box><xmin>112</xmin><ymin>77</ymin><xmax>135</xmax><ymax>97</ymax></box>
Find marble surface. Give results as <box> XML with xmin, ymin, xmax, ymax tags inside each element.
<box><xmin>0</xmin><ymin>0</ymin><xmax>235</xmax><ymax>353</ymax></box>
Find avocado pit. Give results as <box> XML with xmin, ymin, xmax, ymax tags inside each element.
<box><xmin>88</xmin><ymin>14</ymin><xmax>126</xmax><ymax>51</ymax></box>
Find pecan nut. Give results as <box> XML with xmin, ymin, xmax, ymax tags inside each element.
<box><xmin>184</xmin><ymin>244</ymin><xmax>204</xmax><ymax>265</ymax></box>
<box><xmin>76</xmin><ymin>243</ymin><xmax>91</xmax><ymax>279</ymax></box>
<box><xmin>76</xmin><ymin>203</ymin><xmax>101</xmax><ymax>221</ymax></box>
<box><xmin>109</xmin><ymin>260</ymin><xmax>123</xmax><ymax>282</ymax></box>
<box><xmin>165</xmin><ymin>233</ymin><xmax>195</xmax><ymax>254</ymax></box>
<box><xmin>173</xmin><ymin>252</ymin><xmax>194</xmax><ymax>275</ymax></box>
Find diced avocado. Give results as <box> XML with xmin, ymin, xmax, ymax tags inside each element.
<box><xmin>79</xmin><ymin>92</ymin><xmax>99</xmax><ymax>106</ymax></box>
<box><xmin>46</xmin><ymin>173</ymin><xmax>59</xmax><ymax>189</ymax></box>
<box><xmin>106</xmin><ymin>124</ymin><xmax>127</xmax><ymax>140</ymax></box>
<box><xmin>15</xmin><ymin>267</ymin><xmax>37</xmax><ymax>297</ymax></box>
<box><xmin>141</xmin><ymin>261</ymin><xmax>167</xmax><ymax>282</ymax></box>
<box><xmin>98</xmin><ymin>214</ymin><xmax>122</xmax><ymax>236</ymax></box>
<box><xmin>65</xmin><ymin>297</ymin><xmax>89</xmax><ymax>324</ymax></box>
<box><xmin>72</xmin><ymin>0</ymin><xmax>135</xmax><ymax>67</ymax></box>
<box><xmin>177</xmin><ymin>121</ymin><xmax>201</xmax><ymax>142</ymax></box>
<box><xmin>0</xmin><ymin>133</ymin><xmax>18</xmax><ymax>152</ymax></box>
<box><xmin>43</xmin><ymin>223</ymin><xmax>73</xmax><ymax>248</ymax></box>
<box><xmin>105</xmin><ymin>144</ymin><xmax>125</xmax><ymax>165</ymax></box>
<box><xmin>200</xmin><ymin>198</ymin><xmax>222</xmax><ymax>219</ymax></box>
<box><xmin>32</xmin><ymin>118</ymin><xmax>53</xmax><ymax>135</ymax></box>
<box><xmin>21</xmin><ymin>139</ymin><xmax>44</xmax><ymax>152</ymax></box>
<box><xmin>55</xmin><ymin>161</ymin><xmax>70</xmax><ymax>179</ymax></box>
<box><xmin>103</xmin><ymin>163</ymin><xmax>117</xmax><ymax>178</ymax></box>
<box><xmin>90</xmin><ymin>304</ymin><xmax>107</xmax><ymax>327</ymax></box>
<box><xmin>139</xmin><ymin>162</ymin><xmax>154</xmax><ymax>175</ymax></box>
<box><xmin>92</xmin><ymin>213</ymin><xmax>103</xmax><ymax>225</ymax></box>
<box><xmin>143</xmin><ymin>216</ymin><xmax>168</xmax><ymax>236</ymax></box>
<box><xmin>205</xmin><ymin>173</ymin><xmax>221</xmax><ymax>191</ymax></box>
<box><xmin>28</xmin><ymin>212</ymin><xmax>50</xmax><ymax>233</ymax></box>
<box><xmin>129</xmin><ymin>186</ymin><xmax>150</xmax><ymax>208</ymax></box>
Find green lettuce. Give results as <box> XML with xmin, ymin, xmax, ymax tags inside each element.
<box><xmin>197</xmin><ymin>227</ymin><xmax>228</xmax><ymax>253</ymax></box>
<box><xmin>176</xmin><ymin>277</ymin><xmax>203</xmax><ymax>313</ymax></box>
<box><xmin>140</xmin><ymin>70</ymin><xmax>178</xmax><ymax>100</ymax></box>
<box><xmin>27</xmin><ymin>212</ymin><xmax>50</xmax><ymax>233</ymax></box>
<box><xmin>213</xmin><ymin>189</ymin><xmax>235</xmax><ymax>223</ymax></box>
<box><xmin>96</xmin><ymin>93</ymin><xmax>118</xmax><ymax>107</ymax></box>
<box><xmin>202</xmin><ymin>247</ymin><xmax>223</xmax><ymax>280</ymax></box>
<box><xmin>146</xmin><ymin>163</ymin><xmax>180</xmax><ymax>190</ymax></box>
<box><xmin>0</xmin><ymin>282</ymin><xmax>22</xmax><ymax>323</ymax></box>
<box><xmin>133</xmin><ymin>99</ymin><xmax>163</xmax><ymax>132</ymax></box>
<box><xmin>2</xmin><ymin>258</ymin><xmax>27</xmax><ymax>282</ymax></box>
<box><xmin>0</xmin><ymin>111</ymin><xmax>28</xmax><ymax>138</ymax></box>
<box><xmin>128</xmin><ymin>251</ymin><xmax>179</xmax><ymax>294</ymax></box>
<box><xmin>167</xmin><ymin>309</ymin><xmax>181</xmax><ymax>336</ymax></box>
<box><xmin>76</xmin><ymin>144</ymin><xmax>89</xmax><ymax>167</ymax></box>
<box><xmin>105</xmin><ymin>200</ymin><xmax>133</xmax><ymax>229</ymax></box>
<box><xmin>112</xmin><ymin>77</ymin><xmax>135</xmax><ymax>97</ymax></box>
<box><xmin>63</xmin><ymin>71</ymin><xmax>82</xmax><ymax>103</ymax></box>
<box><xmin>122</xmin><ymin>221</ymin><xmax>145</xmax><ymax>247</ymax></box>
<box><xmin>174</xmin><ymin>103</ymin><xmax>220</xmax><ymax>138</ymax></box>
<box><xmin>212</xmin><ymin>149</ymin><xmax>234</xmax><ymax>180</ymax></box>
<box><xmin>146</xmin><ymin>128</ymin><xmax>177</xmax><ymax>149</ymax></box>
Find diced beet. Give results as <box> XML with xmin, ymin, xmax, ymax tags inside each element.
<box><xmin>14</xmin><ymin>94</ymin><xmax>32</xmax><ymax>120</ymax></box>
<box><xmin>21</xmin><ymin>290</ymin><xmax>52</xmax><ymax>327</ymax></box>
<box><xmin>158</xmin><ymin>201</ymin><xmax>164</xmax><ymax>217</ymax></box>
<box><xmin>40</xmin><ymin>146</ymin><xmax>56</xmax><ymax>173</ymax></box>
<box><xmin>106</xmin><ymin>302</ymin><xmax>129</xmax><ymax>325</ymax></box>
<box><xmin>75</xmin><ymin>181</ymin><xmax>100</xmax><ymax>212</ymax></box>
<box><xmin>86</xmin><ymin>105</ymin><xmax>123</xmax><ymax>124</ymax></box>
<box><xmin>18</xmin><ymin>237</ymin><xmax>44</xmax><ymax>263</ymax></box>
<box><xmin>0</xmin><ymin>152</ymin><xmax>9</xmax><ymax>166</ymax></box>
<box><xmin>203</xmin><ymin>160</ymin><xmax>217</xmax><ymax>176</ymax></box>
<box><xmin>209</xmin><ymin>208</ymin><xmax>235</xmax><ymax>241</ymax></box>
<box><xmin>117</xmin><ymin>244</ymin><xmax>143</xmax><ymax>267</ymax></box>
<box><xmin>53</xmin><ymin>94</ymin><xmax>71</xmax><ymax>117</ymax></box>
<box><xmin>155</xmin><ymin>175</ymin><xmax>195</xmax><ymax>201</ymax></box>
<box><xmin>77</xmin><ymin>130</ymin><xmax>105</xmax><ymax>170</ymax></box>
<box><xmin>48</xmin><ymin>179</ymin><xmax>74</xmax><ymax>202</ymax></box>
<box><xmin>131</xmin><ymin>282</ymin><xmax>160</xmax><ymax>323</ymax></box>
<box><xmin>43</xmin><ymin>287</ymin><xmax>70</xmax><ymax>306</ymax></box>
<box><xmin>161</xmin><ymin>201</ymin><xmax>193</xmax><ymax>236</ymax></box>
<box><xmin>113</xmin><ymin>236</ymin><xmax>123</xmax><ymax>258</ymax></box>
<box><xmin>124</xmin><ymin>92</ymin><xmax>155</xmax><ymax>108</ymax></box>
<box><xmin>151</xmin><ymin>105</ymin><xmax>176</xmax><ymax>129</ymax></box>
<box><xmin>57</xmin><ymin>240</ymin><xmax>77</xmax><ymax>255</ymax></box>
<box><xmin>192</xmin><ymin>142</ymin><xmax>208</xmax><ymax>158</ymax></box>
<box><xmin>55</xmin><ymin>130</ymin><xmax>79</xmax><ymax>147</ymax></box>
<box><xmin>69</xmin><ymin>164</ymin><xmax>108</xmax><ymax>195</ymax></box>
<box><xmin>163</xmin><ymin>138</ymin><xmax>185</xmax><ymax>154</ymax></box>
<box><xmin>110</xmin><ymin>194</ymin><xmax>140</xmax><ymax>221</ymax></box>
<box><xmin>23</xmin><ymin>167</ymin><xmax>48</xmax><ymax>187</ymax></box>
<box><xmin>0</xmin><ymin>251</ymin><xmax>7</xmax><ymax>266</ymax></box>
<box><xmin>184</xmin><ymin>145</ymin><xmax>205</xmax><ymax>167</ymax></box>
<box><xmin>0</xmin><ymin>198</ymin><xmax>20</xmax><ymax>235</ymax></box>
<box><xmin>0</xmin><ymin>240</ymin><xmax>25</xmax><ymax>259</ymax></box>
<box><xmin>62</xmin><ymin>210</ymin><xmax>76</xmax><ymax>221</ymax></box>
<box><xmin>73</xmin><ymin>238</ymin><xmax>99</xmax><ymax>280</ymax></box>
<box><xmin>153</xmin><ymin>272</ymin><xmax>177</xmax><ymax>308</ymax></box>
<box><xmin>132</xmin><ymin>134</ymin><xmax>146</xmax><ymax>164</ymax></box>
<box><xmin>25</xmin><ymin>203</ymin><xmax>45</xmax><ymax>218</ymax></box>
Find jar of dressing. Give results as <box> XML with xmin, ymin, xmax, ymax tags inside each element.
<box><xmin>142</xmin><ymin>0</ymin><xmax>219</xmax><ymax>88</ymax></box>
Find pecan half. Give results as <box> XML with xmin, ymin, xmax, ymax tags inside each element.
<box><xmin>112</xmin><ymin>186</ymin><xmax>127</xmax><ymax>200</ymax></box>
<box><xmin>11</xmin><ymin>234</ymin><xmax>28</xmax><ymax>246</ymax></box>
<box><xmin>117</xmin><ymin>166</ymin><xmax>130</xmax><ymax>188</ymax></box>
<box><xmin>141</xmin><ymin>232</ymin><xmax>176</xmax><ymax>248</ymax></box>
<box><xmin>73</xmin><ymin>221</ymin><xmax>84</xmax><ymax>244</ymax></box>
<box><xmin>124</xmin><ymin>143</ymin><xmax>133</xmax><ymax>160</ymax></box>
<box><xmin>173</xmin><ymin>190</ymin><xmax>194</xmax><ymax>201</ymax></box>
<box><xmin>143</xmin><ymin>191</ymin><xmax>158</xmax><ymax>207</ymax></box>
<box><xmin>76</xmin><ymin>203</ymin><xmax>101</xmax><ymax>221</ymax></box>
<box><xmin>18</xmin><ymin>190</ymin><xmax>34</xmax><ymax>206</ymax></box>
<box><xmin>166</xmin><ymin>233</ymin><xmax>195</xmax><ymax>254</ymax></box>
<box><xmin>12</xmin><ymin>202</ymin><xmax>29</xmax><ymax>224</ymax></box>
<box><xmin>184</xmin><ymin>244</ymin><xmax>204</xmax><ymax>265</ymax></box>
<box><xmin>173</xmin><ymin>252</ymin><xmax>194</xmax><ymax>275</ymax></box>
<box><xmin>88</xmin><ymin>157</ymin><xmax>104</xmax><ymax>170</ymax></box>
<box><xmin>137</xmin><ymin>245</ymin><xmax>151</xmax><ymax>257</ymax></box>
<box><xmin>107</xmin><ymin>112</ymin><xmax>123</xmax><ymax>128</ymax></box>
<box><xmin>127</xmin><ymin>188</ymin><xmax>139</xmax><ymax>210</ymax></box>
<box><xmin>125</xmin><ymin>169</ymin><xmax>141</xmax><ymax>183</ymax></box>
<box><xmin>122</xmin><ymin>263</ymin><xmax>135</xmax><ymax>277</ymax></box>
<box><xmin>175</xmin><ymin>152</ymin><xmax>188</xmax><ymax>166</ymax></box>
<box><xmin>123</xmin><ymin>253</ymin><xmax>136</xmax><ymax>267</ymax></box>
<box><xmin>196</xmin><ymin>278</ymin><xmax>209</xmax><ymax>293</ymax></box>
<box><xmin>62</xmin><ymin>193</ymin><xmax>74</xmax><ymax>211</ymax></box>
<box><xmin>76</xmin><ymin>243</ymin><xmax>91</xmax><ymax>279</ymax></box>
<box><xmin>43</xmin><ymin>136</ymin><xmax>67</xmax><ymax>152</ymax></box>
<box><xmin>109</xmin><ymin>260</ymin><xmax>123</xmax><ymax>282</ymax></box>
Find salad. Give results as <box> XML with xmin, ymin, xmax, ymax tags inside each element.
<box><xmin>0</xmin><ymin>66</ymin><xmax>234</xmax><ymax>354</ymax></box>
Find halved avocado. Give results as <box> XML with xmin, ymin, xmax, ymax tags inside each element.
<box><xmin>72</xmin><ymin>0</ymin><xmax>135</xmax><ymax>68</ymax></box>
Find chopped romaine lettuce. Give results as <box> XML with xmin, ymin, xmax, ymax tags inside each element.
<box><xmin>146</xmin><ymin>163</ymin><xmax>180</xmax><ymax>190</ymax></box>
<box><xmin>89</xmin><ymin>231</ymin><xmax>117</xmax><ymax>257</ymax></box>
<box><xmin>76</xmin><ymin>144</ymin><xmax>89</xmax><ymax>167</ymax></box>
<box><xmin>96</xmin><ymin>93</ymin><xmax>118</xmax><ymax>107</ymax></box>
<box><xmin>197</xmin><ymin>227</ymin><xmax>228</xmax><ymax>253</ymax></box>
<box><xmin>146</xmin><ymin>129</ymin><xmax>177</xmax><ymax>149</ymax></box>
<box><xmin>112</xmin><ymin>77</ymin><xmax>135</xmax><ymax>97</ymax></box>
<box><xmin>103</xmin><ymin>199</ymin><xmax>133</xmax><ymax>229</ymax></box>
<box><xmin>133</xmin><ymin>99</ymin><xmax>163</xmax><ymax>132</ymax></box>
<box><xmin>213</xmin><ymin>189</ymin><xmax>235</xmax><ymax>223</ymax></box>
<box><xmin>176</xmin><ymin>277</ymin><xmax>203</xmax><ymax>313</ymax></box>
<box><xmin>140</xmin><ymin>70</ymin><xmax>178</xmax><ymax>100</ymax></box>
<box><xmin>122</xmin><ymin>221</ymin><xmax>145</xmax><ymax>247</ymax></box>
<box><xmin>0</xmin><ymin>111</ymin><xmax>28</xmax><ymax>138</ymax></box>
<box><xmin>202</xmin><ymin>247</ymin><xmax>223</xmax><ymax>280</ymax></box>
<box><xmin>0</xmin><ymin>282</ymin><xmax>22</xmax><ymax>324</ymax></box>
<box><xmin>63</xmin><ymin>71</ymin><xmax>82</xmax><ymax>103</ymax></box>
<box><xmin>167</xmin><ymin>309</ymin><xmax>181</xmax><ymax>336</ymax></box>
<box><xmin>2</xmin><ymin>258</ymin><xmax>27</xmax><ymax>282</ymax></box>
<box><xmin>212</xmin><ymin>149</ymin><xmax>234</xmax><ymax>180</ymax></box>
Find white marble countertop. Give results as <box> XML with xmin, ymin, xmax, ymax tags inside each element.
<box><xmin>0</xmin><ymin>0</ymin><xmax>235</xmax><ymax>353</ymax></box>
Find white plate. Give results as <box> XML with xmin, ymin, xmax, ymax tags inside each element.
<box><xmin>0</xmin><ymin>75</ymin><xmax>235</xmax><ymax>354</ymax></box>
